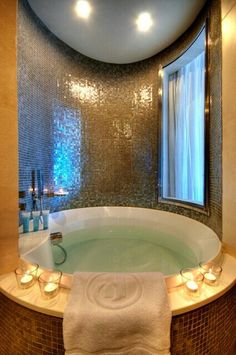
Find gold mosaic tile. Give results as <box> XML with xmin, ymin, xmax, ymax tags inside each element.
<box><xmin>18</xmin><ymin>0</ymin><xmax>222</xmax><ymax>237</ymax></box>
<box><xmin>0</xmin><ymin>286</ymin><xmax>235</xmax><ymax>354</ymax></box>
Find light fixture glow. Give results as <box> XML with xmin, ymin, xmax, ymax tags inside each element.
<box><xmin>136</xmin><ymin>12</ymin><xmax>153</xmax><ymax>32</ymax></box>
<box><xmin>75</xmin><ymin>0</ymin><xmax>91</xmax><ymax>19</ymax></box>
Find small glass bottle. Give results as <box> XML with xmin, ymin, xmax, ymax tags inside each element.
<box><xmin>42</xmin><ymin>210</ymin><xmax>50</xmax><ymax>230</ymax></box>
<box><xmin>21</xmin><ymin>211</ymin><xmax>30</xmax><ymax>233</ymax></box>
<box><xmin>32</xmin><ymin>211</ymin><xmax>40</xmax><ymax>232</ymax></box>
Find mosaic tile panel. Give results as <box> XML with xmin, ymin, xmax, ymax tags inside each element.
<box><xmin>0</xmin><ymin>293</ymin><xmax>64</xmax><ymax>355</ymax></box>
<box><xmin>18</xmin><ymin>0</ymin><xmax>222</xmax><ymax>237</ymax></box>
<box><xmin>0</xmin><ymin>285</ymin><xmax>235</xmax><ymax>354</ymax></box>
<box><xmin>170</xmin><ymin>285</ymin><xmax>236</xmax><ymax>355</ymax></box>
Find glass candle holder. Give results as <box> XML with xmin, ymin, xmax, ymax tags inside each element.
<box><xmin>38</xmin><ymin>270</ymin><xmax>62</xmax><ymax>299</ymax></box>
<box><xmin>32</xmin><ymin>211</ymin><xmax>40</xmax><ymax>232</ymax></box>
<box><xmin>15</xmin><ymin>263</ymin><xmax>39</xmax><ymax>289</ymax></box>
<box><xmin>42</xmin><ymin>210</ymin><xmax>50</xmax><ymax>230</ymax></box>
<box><xmin>21</xmin><ymin>211</ymin><xmax>31</xmax><ymax>233</ymax></box>
<box><xmin>199</xmin><ymin>262</ymin><xmax>222</xmax><ymax>286</ymax></box>
<box><xmin>180</xmin><ymin>268</ymin><xmax>204</xmax><ymax>297</ymax></box>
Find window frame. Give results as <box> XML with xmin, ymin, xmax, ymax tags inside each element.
<box><xmin>158</xmin><ymin>23</ymin><xmax>209</xmax><ymax>213</ymax></box>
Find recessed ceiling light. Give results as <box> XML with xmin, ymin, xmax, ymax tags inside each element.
<box><xmin>136</xmin><ymin>12</ymin><xmax>153</xmax><ymax>32</ymax></box>
<box><xmin>75</xmin><ymin>0</ymin><xmax>91</xmax><ymax>19</ymax></box>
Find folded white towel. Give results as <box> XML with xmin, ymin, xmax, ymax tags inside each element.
<box><xmin>63</xmin><ymin>272</ymin><xmax>171</xmax><ymax>355</ymax></box>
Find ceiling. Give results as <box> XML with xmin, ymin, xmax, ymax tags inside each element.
<box><xmin>28</xmin><ymin>0</ymin><xmax>206</xmax><ymax>64</ymax></box>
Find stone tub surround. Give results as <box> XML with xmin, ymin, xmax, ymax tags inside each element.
<box><xmin>0</xmin><ymin>253</ymin><xmax>235</xmax><ymax>318</ymax></box>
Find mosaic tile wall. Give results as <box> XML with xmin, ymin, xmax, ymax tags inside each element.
<box><xmin>0</xmin><ymin>285</ymin><xmax>235</xmax><ymax>354</ymax></box>
<box><xmin>18</xmin><ymin>0</ymin><xmax>222</xmax><ymax>236</ymax></box>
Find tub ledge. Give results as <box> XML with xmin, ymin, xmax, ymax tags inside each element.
<box><xmin>0</xmin><ymin>253</ymin><xmax>235</xmax><ymax>317</ymax></box>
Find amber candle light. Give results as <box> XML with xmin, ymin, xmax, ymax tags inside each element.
<box><xmin>180</xmin><ymin>268</ymin><xmax>204</xmax><ymax>296</ymax></box>
<box><xmin>15</xmin><ymin>263</ymin><xmax>39</xmax><ymax>289</ymax></box>
<box><xmin>199</xmin><ymin>262</ymin><xmax>222</xmax><ymax>286</ymax></box>
<box><xmin>38</xmin><ymin>270</ymin><xmax>62</xmax><ymax>299</ymax></box>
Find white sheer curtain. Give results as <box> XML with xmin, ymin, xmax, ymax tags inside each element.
<box><xmin>163</xmin><ymin>51</ymin><xmax>205</xmax><ymax>205</ymax></box>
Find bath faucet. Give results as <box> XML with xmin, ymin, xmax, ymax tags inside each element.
<box><xmin>32</xmin><ymin>190</ymin><xmax>45</xmax><ymax>215</ymax></box>
<box><xmin>19</xmin><ymin>190</ymin><xmax>26</xmax><ymax>211</ymax></box>
<box><xmin>50</xmin><ymin>231</ymin><xmax>63</xmax><ymax>245</ymax></box>
<box><xmin>50</xmin><ymin>232</ymin><xmax>67</xmax><ymax>265</ymax></box>
<box><xmin>31</xmin><ymin>169</ymin><xmax>44</xmax><ymax>214</ymax></box>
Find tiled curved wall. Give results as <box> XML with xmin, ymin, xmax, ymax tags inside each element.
<box><xmin>18</xmin><ymin>0</ymin><xmax>222</xmax><ymax>236</ymax></box>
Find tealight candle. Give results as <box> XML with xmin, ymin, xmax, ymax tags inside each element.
<box><xmin>54</xmin><ymin>188</ymin><xmax>69</xmax><ymax>196</ymax></box>
<box><xmin>180</xmin><ymin>268</ymin><xmax>204</xmax><ymax>297</ymax></box>
<box><xmin>38</xmin><ymin>271</ymin><xmax>62</xmax><ymax>299</ymax></box>
<box><xmin>44</xmin><ymin>283</ymin><xmax>58</xmax><ymax>296</ymax></box>
<box><xmin>20</xmin><ymin>273</ymin><xmax>33</xmax><ymax>287</ymax></box>
<box><xmin>204</xmin><ymin>271</ymin><xmax>217</xmax><ymax>284</ymax></box>
<box><xmin>15</xmin><ymin>263</ymin><xmax>39</xmax><ymax>289</ymax></box>
<box><xmin>186</xmin><ymin>280</ymin><xmax>198</xmax><ymax>292</ymax></box>
<box><xmin>199</xmin><ymin>262</ymin><xmax>222</xmax><ymax>286</ymax></box>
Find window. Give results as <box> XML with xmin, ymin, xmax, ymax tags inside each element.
<box><xmin>161</xmin><ymin>28</ymin><xmax>206</xmax><ymax>207</ymax></box>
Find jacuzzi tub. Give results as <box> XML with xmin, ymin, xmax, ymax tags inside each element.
<box><xmin>21</xmin><ymin>207</ymin><xmax>221</xmax><ymax>288</ymax></box>
<box><xmin>5</xmin><ymin>207</ymin><xmax>234</xmax><ymax>355</ymax></box>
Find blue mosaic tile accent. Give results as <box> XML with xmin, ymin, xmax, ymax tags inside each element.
<box><xmin>53</xmin><ymin>101</ymin><xmax>81</xmax><ymax>191</ymax></box>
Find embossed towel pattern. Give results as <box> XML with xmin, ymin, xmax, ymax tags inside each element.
<box><xmin>63</xmin><ymin>272</ymin><xmax>171</xmax><ymax>355</ymax></box>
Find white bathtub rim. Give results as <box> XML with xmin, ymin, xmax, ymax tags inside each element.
<box><xmin>19</xmin><ymin>230</ymin><xmax>49</xmax><ymax>257</ymax></box>
<box><xmin>49</xmin><ymin>206</ymin><xmax>222</xmax><ymax>265</ymax></box>
<box><xmin>20</xmin><ymin>206</ymin><xmax>222</xmax><ymax>287</ymax></box>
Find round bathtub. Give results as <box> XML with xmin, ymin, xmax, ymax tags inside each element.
<box><xmin>22</xmin><ymin>207</ymin><xmax>221</xmax><ymax>288</ymax></box>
